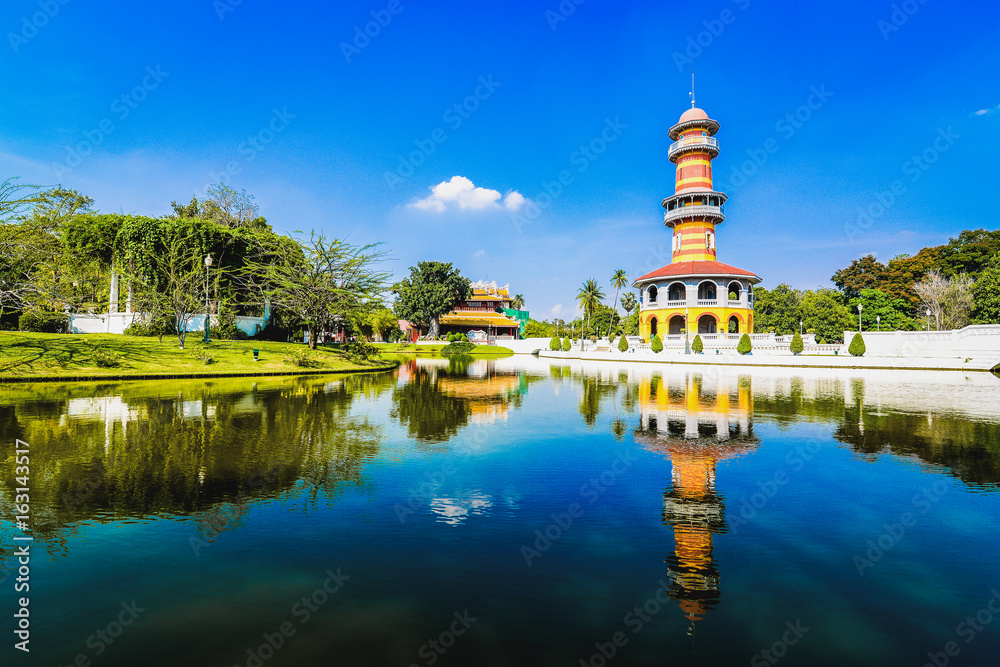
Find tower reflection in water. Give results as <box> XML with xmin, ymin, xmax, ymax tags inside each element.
<box><xmin>633</xmin><ymin>372</ymin><xmax>758</xmax><ymax>633</ymax></box>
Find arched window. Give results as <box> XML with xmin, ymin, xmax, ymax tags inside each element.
<box><xmin>728</xmin><ymin>316</ymin><xmax>740</xmax><ymax>334</ymax></box>
<box><xmin>647</xmin><ymin>286</ymin><xmax>658</xmax><ymax>304</ymax></box>
<box><xmin>650</xmin><ymin>317</ymin><xmax>658</xmax><ymax>337</ymax></box>
<box><xmin>668</xmin><ymin>283</ymin><xmax>685</xmax><ymax>301</ymax></box>
<box><xmin>698</xmin><ymin>282</ymin><xmax>717</xmax><ymax>301</ymax></box>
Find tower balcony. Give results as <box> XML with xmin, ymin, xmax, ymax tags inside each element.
<box><xmin>663</xmin><ymin>204</ymin><xmax>725</xmax><ymax>227</ymax></box>
<box><xmin>668</xmin><ymin>135</ymin><xmax>719</xmax><ymax>162</ymax></box>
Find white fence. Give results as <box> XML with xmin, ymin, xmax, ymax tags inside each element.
<box><xmin>69</xmin><ymin>313</ymin><xmax>268</xmax><ymax>337</ymax></box>
<box><xmin>841</xmin><ymin>325</ymin><xmax>1000</xmax><ymax>359</ymax></box>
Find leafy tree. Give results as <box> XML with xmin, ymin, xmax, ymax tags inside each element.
<box><xmin>971</xmin><ymin>254</ymin><xmax>1000</xmax><ymax>324</ymax></box>
<box><xmin>753</xmin><ymin>284</ymin><xmax>802</xmax><ymax>335</ymax></box>
<box><xmin>577</xmin><ymin>278</ymin><xmax>605</xmax><ymax>336</ymax></box>
<box><xmin>392</xmin><ymin>262</ymin><xmax>471</xmax><ymax>339</ymax></box>
<box><xmin>561</xmin><ymin>336</ymin><xmax>571</xmax><ymax>351</ymax></box>
<box><xmin>692</xmin><ymin>334</ymin><xmax>703</xmax><ymax>353</ymax></box>
<box><xmin>848</xmin><ymin>288</ymin><xmax>916</xmax><ymax>332</ymax></box>
<box><xmin>849</xmin><ymin>333</ymin><xmax>866</xmax><ymax>356</ymax></box>
<box><xmin>790</xmin><ymin>332</ymin><xmax>803</xmax><ymax>355</ymax></box>
<box><xmin>798</xmin><ymin>289</ymin><xmax>854</xmax><ymax>343</ymax></box>
<box><xmin>620</xmin><ymin>292</ymin><xmax>637</xmax><ymax>320</ymax></box>
<box><xmin>589</xmin><ymin>303</ymin><xmax>621</xmax><ymax>339</ymax></box>
<box><xmin>202</xmin><ymin>184</ymin><xmax>269</xmax><ymax>230</ymax></box>
<box><xmin>832</xmin><ymin>254</ymin><xmax>888</xmax><ymax>302</ymax></box>
<box><xmin>737</xmin><ymin>333</ymin><xmax>752</xmax><ymax>355</ymax></box>
<box><xmin>511</xmin><ymin>294</ymin><xmax>525</xmax><ymax>310</ymax></box>
<box><xmin>913</xmin><ymin>270</ymin><xmax>973</xmax><ymax>331</ymax></box>
<box><xmin>617</xmin><ymin>335</ymin><xmax>629</xmax><ymax>352</ymax></box>
<box><xmin>247</xmin><ymin>232</ymin><xmax>388</xmax><ymax>349</ymax></box>
<box><xmin>651</xmin><ymin>334</ymin><xmax>663</xmax><ymax>353</ymax></box>
<box><xmin>524</xmin><ymin>319</ymin><xmax>554</xmax><ymax>338</ymax></box>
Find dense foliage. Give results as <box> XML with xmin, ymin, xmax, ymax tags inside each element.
<box><xmin>849</xmin><ymin>333</ymin><xmax>866</xmax><ymax>357</ymax></box>
<box><xmin>392</xmin><ymin>262</ymin><xmax>471</xmax><ymax>338</ymax></box>
<box><xmin>692</xmin><ymin>334</ymin><xmax>703</xmax><ymax>354</ymax></box>
<box><xmin>737</xmin><ymin>333</ymin><xmax>752</xmax><ymax>355</ymax></box>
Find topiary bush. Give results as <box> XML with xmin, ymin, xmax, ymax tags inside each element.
<box><xmin>790</xmin><ymin>332</ymin><xmax>804</xmax><ymax>355</ymax></box>
<box><xmin>608</xmin><ymin>334</ymin><xmax>616</xmax><ymax>346</ymax></box>
<box><xmin>549</xmin><ymin>336</ymin><xmax>560</xmax><ymax>351</ymax></box>
<box><xmin>692</xmin><ymin>334</ymin><xmax>703</xmax><ymax>354</ymax></box>
<box><xmin>618</xmin><ymin>335</ymin><xmax>629</xmax><ymax>352</ymax></box>
<box><xmin>849</xmin><ymin>332</ymin><xmax>866</xmax><ymax>357</ymax></box>
<box><xmin>651</xmin><ymin>334</ymin><xmax>663</xmax><ymax>353</ymax></box>
<box><xmin>562</xmin><ymin>337</ymin><xmax>571</xmax><ymax>351</ymax></box>
<box><xmin>737</xmin><ymin>333</ymin><xmax>752</xmax><ymax>355</ymax></box>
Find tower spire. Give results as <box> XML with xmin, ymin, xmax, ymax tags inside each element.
<box><xmin>690</xmin><ymin>71</ymin><xmax>696</xmax><ymax>108</ymax></box>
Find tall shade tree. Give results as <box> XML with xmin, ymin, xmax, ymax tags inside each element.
<box><xmin>609</xmin><ymin>269</ymin><xmax>628</xmax><ymax>332</ymax></box>
<box><xmin>577</xmin><ymin>278</ymin><xmax>605</xmax><ymax>337</ymax></box>
<box><xmin>971</xmin><ymin>254</ymin><xmax>1000</xmax><ymax>324</ymax></box>
<box><xmin>246</xmin><ymin>232</ymin><xmax>389</xmax><ymax>349</ymax></box>
<box><xmin>512</xmin><ymin>294</ymin><xmax>525</xmax><ymax>310</ymax></box>
<box><xmin>392</xmin><ymin>262</ymin><xmax>471</xmax><ymax>339</ymax></box>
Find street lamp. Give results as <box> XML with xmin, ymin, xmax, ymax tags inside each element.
<box><xmin>203</xmin><ymin>254</ymin><xmax>213</xmax><ymax>342</ymax></box>
<box><xmin>799</xmin><ymin>320</ymin><xmax>803</xmax><ymax>335</ymax></box>
<box><xmin>876</xmin><ymin>315</ymin><xmax>881</xmax><ymax>332</ymax></box>
<box><xmin>926</xmin><ymin>307</ymin><xmax>931</xmax><ymax>331</ymax></box>
<box><xmin>857</xmin><ymin>303</ymin><xmax>863</xmax><ymax>332</ymax></box>
<box><xmin>684</xmin><ymin>307</ymin><xmax>690</xmax><ymax>354</ymax></box>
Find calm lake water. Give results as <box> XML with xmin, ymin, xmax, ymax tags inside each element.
<box><xmin>2</xmin><ymin>357</ymin><xmax>1000</xmax><ymax>666</ymax></box>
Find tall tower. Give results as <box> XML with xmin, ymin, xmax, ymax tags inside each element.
<box><xmin>664</xmin><ymin>107</ymin><xmax>726</xmax><ymax>263</ymax></box>
<box><xmin>633</xmin><ymin>94</ymin><xmax>761</xmax><ymax>345</ymax></box>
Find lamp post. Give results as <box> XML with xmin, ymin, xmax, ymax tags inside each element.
<box><xmin>203</xmin><ymin>254</ymin><xmax>213</xmax><ymax>342</ymax></box>
<box><xmin>799</xmin><ymin>320</ymin><xmax>803</xmax><ymax>335</ymax></box>
<box><xmin>684</xmin><ymin>307</ymin><xmax>690</xmax><ymax>354</ymax></box>
<box><xmin>857</xmin><ymin>303</ymin><xmax>863</xmax><ymax>332</ymax></box>
<box><xmin>876</xmin><ymin>315</ymin><xmax>881</xmax><ymax>332</ymax></box>
<box><xmin>926</xmin><ymin>307</ymin><xmax>931</xmax><ymax>331</ymax></box>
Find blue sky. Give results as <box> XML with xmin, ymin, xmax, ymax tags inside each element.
<box><xmin>2</xmin><ymin>0</ymin><xmax>999</xmax><ymax>320</ymax></box>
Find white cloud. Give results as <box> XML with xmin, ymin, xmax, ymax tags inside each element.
<box><xmin>474</xmin><ymin>249</ymin><xmax>485</xmax><ymax>257</ymax></box>
<box><xmin>550</xmin><ymin>304</ymin><xmax>563</xmax><ymax>317</ymax></box>
<box><xmin>408</xmin><ymin>175</ymin><xmax>526</xmax><ymax>213</ymax></box>
<box><xmin>973</xmin><ymin>105</ymin><xmax>1000</xmax><ymax>116</ymax></box>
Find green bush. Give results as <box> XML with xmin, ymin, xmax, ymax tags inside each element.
<box><xmin>737</xmin><ymin>333</ymin><xmax>752</xmax><ymax>355</ymax></box>
<box><xmin>651</xmin><ymin>334</ymin><xmax>663</xmax><ymax>353</ymax></box>
<box><xmin>123</xmin><ymin>315</ymin><xmax>174</xmax><ymax>337</ymax></box>
<box><xmin>442</xmin><ymin>341</ymin><xmax>475</xmax><ymax>355</ymax></box>
<box><xmin>849</xmin><ymin>332</ymin><xmax>866</xmax><ymax>357</ymax></box>
<box><xmin>561</xmin><ymin>337</ymin><xmax>571</xmax><ymax>352</ymax></box>
<box><xmin>608</xmin><ymin>334</ymin><xmax>616</xmax><ymax>346</ymax></box>
<box><xmin>344</xmin><ymin>338</ymin><xmax>378</xmax><ymax>361</ymax></box>
<box><xmin>549</xmin><ymin>336</ymin><xmax>560</xmax><ymax>350</ymax></box>
<box><xmin>790</xmin><ymin>332</ymin><xmax>804</xmax><ymax>355</ymax></box>
<box><xmin>90</xmin><ymin>347</ymin><xmax>122</xmax><ymax>368</ymax></box>
<box><xmin>18</xmin><ymin>311</ymin><xmax>69</xmax><ymax>333</ymax></box>
<box><xmin>692</xmin><ymin>334</ymin><xmax>703</xmax><ymax>354</ymax></box>
<box><xmin>618</xmin><ymin>335</ymin><xmax>629</xmax><ymax>352</ymax></box>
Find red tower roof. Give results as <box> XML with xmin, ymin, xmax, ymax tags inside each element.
<box><xmin>635</xmin><ymin>260</ymin><xmax>761</xmax><ymax>283</ymax></box>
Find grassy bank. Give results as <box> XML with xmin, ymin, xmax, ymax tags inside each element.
<box><xmin>0</xmin><ymin>332</ymin><xmax>395</xmax><ymax>381</ymax></box>
<box><xmin>374</xmin><ymin>342</ymin><xmax>513</xmax><ymax>355</ymax></box>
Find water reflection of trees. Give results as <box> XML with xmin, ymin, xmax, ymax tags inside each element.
<box><xmin>0</xmin><ymin>373</ymin><xmax>396</xmax><ymax>542</ymax></box>
<box><xmin>390</xmin><ymin>358</ymin><xmax>532</xmax><ymax>442</ymax></box>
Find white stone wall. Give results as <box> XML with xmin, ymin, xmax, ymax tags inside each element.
<box><xmin>841</xmin><ymin>325</ymin><xmax>1000</xmax><ymax>359</ymax></box>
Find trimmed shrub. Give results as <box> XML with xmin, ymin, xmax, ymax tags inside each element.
<box><xmin>549</xmin><ymin>337</ymin><xmax>560</xmax><ymax>351</ymax></box>
<box><xmin>849</xmin><ymin>332</ymin><xmax>866</xmax><ymax>357</ymax></box>
<box><xmin>442</xmin><ymin>340</ymin><xmax>475</xmax><ymax>355</ymax></box>
<box><xmin>692</xmin><ymin>334</ymin><xmax>703</xmax><ymax>354</ymax></box>
<box><xmin>790</xmin><ymin>332</ymin><xmax>804</xmax><ymax>355</ymax></box>
<box><xmin>561</xmin><ymin>337</ymin><xmax>571</xmax><ymax>351</ymax></box>
<box><xmin>737</xmin><ymin>333</ymin><xmax>752</xmax><ymax>355</ymax></box>
<box><xmin>618</xmin><ymin>335</ymin><xmax>629</xmax><ymax>352</ymax></box>
<box><xmin>18</xmin><ymin>311</ymin><xmax>69</xmax><ymax>333</ymax></box>
<box><xmin>651</xmin><ymin>334</ymin><xmax>663</xmax><ymax>353</ymax></box>
<box><xmin>344</xmin><ymin>338</ymin><xmax>378</xmax><ymax>361</ymax></box>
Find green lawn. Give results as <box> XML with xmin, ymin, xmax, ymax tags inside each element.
<box><xmin>0</xmin><ymin>332</ymin><xmax>395</xmax><ymax>381</ymax></box>
<box><xmin>374</xmin><ymin>342</ymin><xmax>513</xmax><ymax>355</ymax></box>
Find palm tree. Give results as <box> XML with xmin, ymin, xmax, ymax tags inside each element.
<box><xmin>511</xmin><ymin>294</ymin><xmax>525</xmax><ymax>310</ymax></box>
<box><xmin>620</xmin><ymin>292</ymin><xmax>637</xmax><ymax>332</ymax></box>
<box><xmin>577</xmin><ymin>278</ymin><xmax>605</xmax><ymax>339</ymax></box>
<box><xmin>609</xmin><ymin>269</ymin><xmax>628</xmax><ymax>335</ymax></box>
